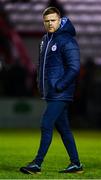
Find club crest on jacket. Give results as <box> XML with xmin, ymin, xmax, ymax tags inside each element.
<box><xmin>51</xmin><ymin>44</ymin><xmax>57</xmax><ymax>51</ymax></box>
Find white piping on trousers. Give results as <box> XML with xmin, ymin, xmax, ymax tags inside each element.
<box><xmin>42</xmin><ymin>35</ymin><xmax>53</xmax><ymax>98</ymax></box>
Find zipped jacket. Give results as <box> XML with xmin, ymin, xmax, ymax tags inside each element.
<box><xmin>38</xmin><ymin>17</ymin><xmax>80</xmax><ymax>101</ymax></box>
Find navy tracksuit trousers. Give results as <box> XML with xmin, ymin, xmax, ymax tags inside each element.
<box><xmin>35</xmin><ymin>100</ymin><xmax>80</xmax><ymax>166</ymax></box>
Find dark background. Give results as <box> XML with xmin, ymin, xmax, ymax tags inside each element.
<box><xmin>0</xmin><ymin>0</ymin><xmax>101</xmax><ymax>129</ymax></box>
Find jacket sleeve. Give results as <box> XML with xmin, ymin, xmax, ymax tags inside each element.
<box><xmin>37</xmin><ymin>35</ymin><xmax>46</xmax><ymax>89</ymax></box>
<box><xmin>55</xmin><ymin>38</ymin><xmax>80</xmax><ymax>92</ymax></box>
<box><xmin>37</xmin><ymin>45</ymin><xmax>41</xmax><ymax>90</ymax></box>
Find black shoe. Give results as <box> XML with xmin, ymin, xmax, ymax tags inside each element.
<box><xmin>20</xmin><ymin>161</ymin><xmax>41</xmax><ymax>174</ymax></box>
<box><xmin>59</xmin><ymin>163</ymin><xmax>83</xmax><ymax>173</ymax></box>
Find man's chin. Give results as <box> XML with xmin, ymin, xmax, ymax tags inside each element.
<box><xmin>48</xmin><ymin>30</ymin><xmax>54</xmax><ymax>33</ymax></box>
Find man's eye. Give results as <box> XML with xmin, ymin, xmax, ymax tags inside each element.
<box><xmin>45</xmin><ymin>20</ymin><xmax>56</xmax><ymax>23</ymax></box>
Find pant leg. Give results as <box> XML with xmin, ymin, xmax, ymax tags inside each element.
<box><xmin>55</xmin><ymin>103</ymin><xmax>80</xmax><ymax>164</ymax></box>
<box><xmin>35</xmin><ymin>100</ymin><xmax>67</xmax><ymax>166</ymax></box>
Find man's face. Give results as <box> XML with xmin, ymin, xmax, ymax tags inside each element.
<box><xmin>43</xmin><ymin>13</ymin><xmax>61</xmax><ymax>33</ymax></box>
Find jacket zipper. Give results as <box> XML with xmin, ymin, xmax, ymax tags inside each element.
<box><xmin>42</xmin><ymin>35</ymin><xmax>53</xmax><ymax>98</ymax></box>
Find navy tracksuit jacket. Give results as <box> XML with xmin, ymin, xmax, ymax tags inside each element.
<box><xmin>38</xmin><ymin>17</ymin><xmax>80</xmax><ymax>101</ymax></box>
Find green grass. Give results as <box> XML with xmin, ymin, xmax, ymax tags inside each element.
<box><xmin>0</xmin><ymin>129</ymin><xmax>101</xmax><ymax>179</ymax></box>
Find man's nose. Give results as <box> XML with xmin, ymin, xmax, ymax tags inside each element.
<box><xmin>49</xmin><ymin>21</ymin><xmax>52</xmax><ymax>25</ymax></box>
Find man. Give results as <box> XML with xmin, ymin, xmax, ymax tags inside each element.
<box><xmin>20</xmin><ymin>7</ymin><xmax>83</xmax><ymax>174</ymax></box>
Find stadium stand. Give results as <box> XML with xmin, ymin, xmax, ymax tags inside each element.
<box><xmin>2</xmin><ymin>0</ymin><xmax>101</xmax><ymax>60</ymax></box>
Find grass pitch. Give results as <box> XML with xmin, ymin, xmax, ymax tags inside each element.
<box><xmin>0</xmin><ymin>129</ymin><xmax>101</xmax><ymax>179</ymax></box>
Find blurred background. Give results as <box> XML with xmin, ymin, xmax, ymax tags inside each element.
<box><xmin>0</xmin><ymin>0</ymin><xmax>101</xmax><ymax>129</ymax></box>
